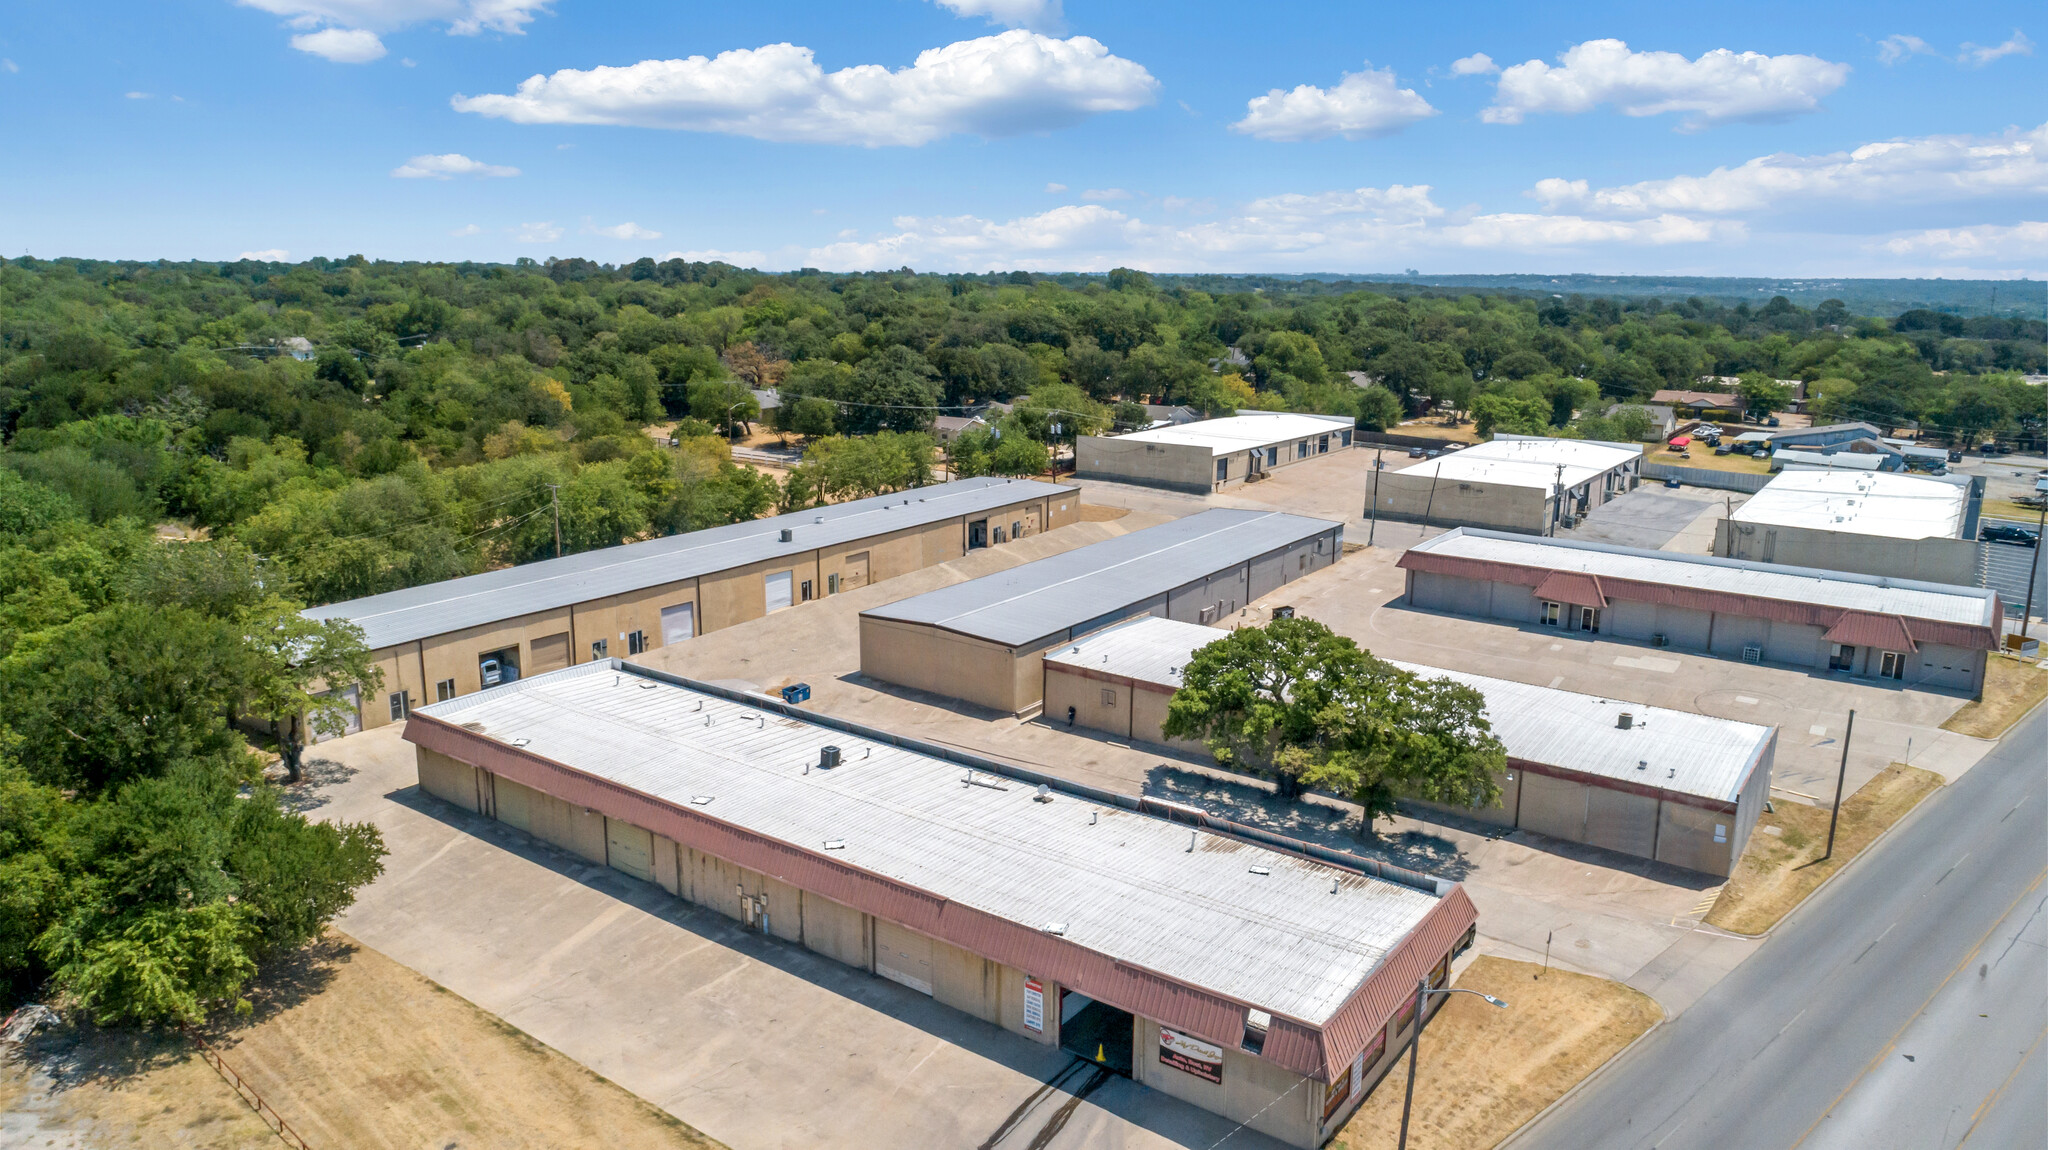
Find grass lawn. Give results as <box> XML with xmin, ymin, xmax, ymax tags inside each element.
<box><xmin>1980</xmin><ymin>498</ymin><xmax>2045</xmax><ymax>523</ymax></box>
<box><xmin>1330</xmin><ymin>957</ymin><xmax>1660</xmax><ymax>1150</ymax></box>
<box><xmin>1</xmin><ymin>932</ymin><xmax>726</xmax><ymax>1150</ymax></box>
<box><xmin>1942</xmin><ymin>654</ymin><xmax>2048</xmax><ymax>739</ymax></box>
<box><xmin>1706</xmin><ymin>764</ymin><xmax>1944</xmax><ymax>936</ymax></box>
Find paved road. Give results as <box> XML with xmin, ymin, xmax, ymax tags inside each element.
<box><xmin>1510</xmin><ymin>699</ymin><xmax>2048</xmax><ymax>1150</ymax></box>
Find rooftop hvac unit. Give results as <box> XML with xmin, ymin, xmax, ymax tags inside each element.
<box><xmin>779</xmin><ymin>527</ymin><xmax>795</xmax><ymax>542</ymax></box>
<box><xmin>1617</xmin><ymin>712</ymin><xmax>1634</xmax><ymax>730</ymax></box>
<box><xmin>818</xmin><ymin>745</ymin><xmax>841</xmax><ymax>770</ymax></box>
<box><xmin>1743</xmin><ymin>644</ymin><xmax>1762</xmax><ymax>663</ymax></box>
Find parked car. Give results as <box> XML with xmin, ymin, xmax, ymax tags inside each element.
<box><xmin>1982</xmin><ymin>524</ymin><xmax>2040</xmax><ymax>547</ymax></box>
<box><xmin>1408</xmin><ymin>446</ymin><xmax>1427</xmax><ymax>458</ymax></box>
<box><xmin>1948</xmin><ymin>450</ymin><xmax>1964</xmax><ymax>463</ymax></box>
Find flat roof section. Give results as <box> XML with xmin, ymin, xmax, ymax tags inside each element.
<box><xmin>410</xmin><ymin>659</ymin><xmax>1448</xmax><ymax>1030</ymax></box>
<box><xmin>305</xmin><ymin>477</ymin><xmax>1076</xmax><ymax>650</ymax></box>
<box><xmin>1045</xmin><ymin>617</ymin><xmax>1772</xmax><ymax>804</ymax></box>
<box><xmin>1732</xmin><ymin>471</ymin><xmax>1969</xmax><ymax>540</ymax></box>
<box><xmin>1096</xmin><ymin>412</ymin><xmax>1355</xmax><ymax>456</ymax></box>
<box><xmin>1404</xmin><ymin>528</ymin><xmax>2000</xmax><ymax>628</ymax></box>
<box><xmin>862</xmin><ymin>509</ymin><xmax>1342</xmax><ymax>648</ymax></box>
<box><xmin>1389</xmin><ymin>436</ymin><xmax>1641</xmax><ymax>491</ymax></box>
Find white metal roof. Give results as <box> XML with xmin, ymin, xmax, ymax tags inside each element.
<box><xmin>1390</xmin><ymin>436</ymin><xmax>1641</xmax><ymax>491</ymax></box>
<box><xmin>1775</xmin><ymin>449</ymin><xmax>1885</xmax><ymax>472</ymax></box>
<box><xmin>1040</xmin><ymin>617</ymin><xmax>1771</xmax><ymax>803</ymax></box>
<box><xmin>1042</xmin><ymin>616</ymin><xmax>1228</xmax><ymax>688</ymax></box>
<box><xmin>1408</xmin><ymin>529</ymin><xmax>1999</xmax><ymax>626</ymax></box>
<box><xmin>418</xmin><ymin>660</ymin><xmax>1442</xmax><ymax>1025</ymax></box>
<box><xmin>1092</xmin><ymin>412</ymin><xmax>1355</xmax><ymax>456</ymax></box>
<box><xmin>305</xmin><ymin>477</ymin><xmax>1076</xmax><ymax>651</ymax></box>
<box><xmin>1733</xmin><ymin>471</ymin><xmax>1968</xmax><ymax>540</ymax></box>
<box><xmin>1383</xmin><ymin>662</ymin><xmax>1770</xmax><ymax>803</ymax></box>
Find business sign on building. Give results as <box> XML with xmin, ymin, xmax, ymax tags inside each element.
<box><xmin>1023</xmin><ymin>978</ymin><xmax>1045</xmax><ymax>1033</ymax></box>
<box><xmin>1159</xmin><ymin>1028</ymin><xmax>1224</xmax><ymax>1084</ymax></box>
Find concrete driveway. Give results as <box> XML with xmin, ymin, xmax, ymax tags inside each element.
<box><xmin>310</xmin><ymin>725</ymin><xmax>1291</xmax><ymax>1150</ymax></box>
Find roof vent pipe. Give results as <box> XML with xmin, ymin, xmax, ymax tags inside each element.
<box><xmin>1617</xmin><ymin>712</ymin><xmax>1634</xmax><ymax>730</ymax></box>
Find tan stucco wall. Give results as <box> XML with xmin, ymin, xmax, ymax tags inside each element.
<box><xmin>1715</xmin><ymin>519</ymin><xmax>1978</xmax><ymax>586</ymax></box>
<box><xmin>1044</xmin><ymin>665</ymin><xmax>1134</xmax><ymax>737</ymax></box>
<box><xmin>1131</xmin><ymin>1016</ymin><xmax>1319</xmax><ymax>1149</ymax></box>
<box><xmin>1076</xmin><ymin>437</ymin><xmax>1216</xmax><ymax>492</ymax></box>
<box><xmin>859</xmin><ymin>616</ymin><xmax>1030</xmax><ymax>713</ymax></box>
<box><xmin>1372</xmin><ymin>471</ymin><xmax>1552</xmax><ymax>532</ymax></box>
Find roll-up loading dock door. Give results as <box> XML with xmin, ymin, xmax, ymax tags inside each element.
<box><xmin>874</xmin><ymin>920</ymin><xmax>934</xmax><ymax>995</ymax></box>
<box><xmin>529</xmin><ymin>631</ymin><xmax>571</xmax><ymax>673</ymax></box>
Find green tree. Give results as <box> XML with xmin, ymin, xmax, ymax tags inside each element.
<box><xmin>1737</xmin><ymin>373</ymin><xmax>1791</xmax><ymax>418</ymax></box>
<box><xmin>1471</xmin><ymin>392</ymin><xmax>1550</xmax><ymax>437</ymax></box>
<box><xmin>841</xmin><ymin>347</ymin><xmax>941</xmax><ymax>434</ymax></box>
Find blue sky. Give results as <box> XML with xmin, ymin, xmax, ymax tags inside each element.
<box><xmin>2</xmin><ymin>1</ymin><xmax>2042</xmax><ymax>275</ymax></box>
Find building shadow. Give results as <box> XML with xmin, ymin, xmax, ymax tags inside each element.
<box><xmin>381</xmin><ymin>784</ymin><xmax>1291</xmax><ymax>1150</ymax></box>
<box><xmin>833</xmin><ymin>671</ymin><xmax>1024</xmax><ymax>723</ymax></box>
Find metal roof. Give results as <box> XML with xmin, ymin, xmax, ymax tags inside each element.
<box><xmin>305</xmin><ymin>477</ymin><xmax>1076</xmax><ymax>650</ymax></box>
<box><xmin>1383</xmin><ymin>662</ymin><xmax>1770</xmax><ymax>803</ymax></box>
<box><xmin>1042</xmin><ymin>618</ymin><xmax>1771</xmax><ymax>804</ymax></box>
<box><xmin>1733</xmin><ymin>471</ymin><xmax>1968</xmax><ymax>540</ymax></box>
<box><xmin>1390</xmin><ymin>436</ymin><xmax>1641</xmax><ymax>491</ymax></box>
<box><xmin>1406</xmin><ymin>528</ymin><xmax>1999</xmax><ymax>626</ymax></box>
<box><xmin>1775</xmin><ymin>449</ymin><xmax>1885</xmax><ymax>472</ymax></box>
<box><xmin>861</xmin><ymin>509</ymin><xmax>1343</xmax><ymax>648</ymax></box>
<box><xmin>1043</xmin><ymin>616</ymin><xmax>1228</xmax><ymax>688</ymax></box>
<box><xmin>1091</xmin><ymin>412</ymin><xmax>1355</xmax><ymax>456</ymax></box>
<box><xmin>415</xmin><ymin>659</ymin><xmax>1443</xmax><ymax>1027</ymax></box>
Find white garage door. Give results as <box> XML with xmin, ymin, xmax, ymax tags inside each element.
<box><xmin>874</xmin><ymin>921</ymin><xmax>934</xmax><ymax>995</ymax></box>
<box><xmin>765</xmin><ymin>571</ymin><xmax>794</xmax><ymax>613</ymax></box>
<box><xmin>660</xmin><ymin>602</ymin><xmax>695</xmax><ymax>646</ymax></box>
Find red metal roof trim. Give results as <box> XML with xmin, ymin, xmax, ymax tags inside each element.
<box><xmin>1398</xmin><ymin>551</ymin><xmax>1999</xmax><ymax>651</ymax></box>
<box><xmin>406</xmin><ymin>713</ymin><xmax>1470</xmax><ymax>1082</ymax></box>
<box><xmin>1303</xmin><ymin>886</ymin><xmax>1479</xmax><ymax>1082</ymax></box>
<box><xmin>1824</xmin><ymin>612</ymin><xmax>1917</xmax><ymax>652</ymax></box>
<box><xmin>1532</xmin><ymin>570</ymin><xmax>1607</xmax><ymax>609</ymax></box>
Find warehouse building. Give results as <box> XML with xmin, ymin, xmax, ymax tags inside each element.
<box><xmin>1400</xmin><ymin>529</ymin><xmax>2002</xmax><ymax>693</ymax></box>
<box><xmin>1038</xmin><ymin>617</ymin><xmax>1774</xmax><ymax>876</ymax></box>
<box><xmin>1369</xmin><ymin>436</ymin><xmax>1643</xmax><ymax>534</ymax></box>
<box><xmin>308</xmin><ymin>477</ymin><xmax>1080</xmax><ymax>733</ymax></box>
<box><xmin>1076</xmin><ymin>411</ymin><xmax>1356</xmax><ymax>493</ymax></box>
<box><xmin>1714</xmin><ymin>470</ymin><xmax>1981</xmax><ymax>585</ymax></box>
<box><xmin>408</xmin><ymin>660</ymin><xmax>1479</xmax><ymax>1148</ymax></box>
<box><xmin>860</xmin><ymin>509</ymin><xmax>1343</xmax><ymax>714</ymax></box>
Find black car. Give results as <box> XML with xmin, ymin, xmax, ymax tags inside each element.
<box><xmin>1982</xmin><ymin>524</ymin><xmax>2040</xmax><ymax>547</ymax></box>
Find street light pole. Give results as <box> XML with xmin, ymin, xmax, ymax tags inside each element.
<box><xmin>1822</xmin><ymin>708</ymin><xmax>1855</xmax><ymax>861</ymax></box>
<box><xmin>1367</xmin><ymin>448</ymin><xmax>1383</xmax><ymax>547</ymax></box>
<box><xmin>2021</xmin><ymin>486</ymin><xmax>2047</xmax><ymax>639</ymax></box>
<box><xmin>1395</xmin><ymin>978</ymin><xmax>1510</xmax><ymax>1150</ymax></box>
<box><xmin>545</xmin><ymin>483</ymin><xmax>562</xmax><ymax>559</ymax></box>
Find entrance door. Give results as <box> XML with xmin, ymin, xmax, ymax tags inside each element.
<box><xmin>660</xmin><ymin>602</ymin><xmax>695</xmax><ymax>646</ymax></box>
<box><xmin>874</xmin><ymin>921</ymin><xmax>934</xmax><ymax>995</ymax></box>
<box><xmin>1058</xmin><ymin>991</ymin><xmax>1134</xmax><ymax>1075</ymax></box>
<box><xmin>1829</xmin><ymin>644</ymin><xmax>1856</xmax><ymax>672</ymax></box>
<box><xmin>1880</xmin><ymin>650</ymin><xmax>1904</xmax><ymax>680</ymax></box>
<box><xmin>968</xmin><ymin>519</ymin><xmax>989</xmax><ymax>550</ymax></box>
<box><xmin>844</xmin><ymin>551</ymin><xmax>870</xmax><ymax>590</ymax></box>
<box><xmin>1577</xmin><ymin>607</ymin><xmax>1601</xmax><ymax>633</ymax></box>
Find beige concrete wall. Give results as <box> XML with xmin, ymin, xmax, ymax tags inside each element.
<box><xmin>1716</xmin><ymin>520</ymin><xmax>1977</xmax><ymax>585</ymax></box>
<box><xmin>799</xmin><ymin>891</ymin><xmax>871</xmax><ymax>971</ymax></box>
<box><xmin>700</xmin><ymin>553</ymin><xmax>817</xmax><ymax>633</ymax></box>
<box><xmin>859</xmin><ymin>616</ymin><xmax>1026</xmax><ymax>713</ymax></box>
<box><xmin>1130</xmin><ymin>683</ymin><xmax>1208</xmax><ymax>753</ymax></box>
<box><xmin>929</xmin><ymin>935</ymin><xmax>1001</xmax><ymax>1026</ymax></box>
<box><xmin>1655</xmin><ymin>801</ymin><xmax>1737</xmax><ymax>876</ymax></box>
<box><xmin>571</xmin><ymin>577</ymin><xmax>699</xmax><ymax>662</ymax></box>
<box><xmin>1044</xmin><ymin>665</ymin><xmax>1133</xmax><ymax>738</ymax></box>
<box><xmin>1373</xmin><ymin>471</ymin><xmax>1551</xmax><ymax>532</ymax></box>
<box><xmin>1131</xmin><ymin>1016</ymin><xmax>1319</xmax><ymax>1150</ymax></box>
<box><xmin>995</xmin><ymin>966</ymin><xmax>1060</xmax><ymax>1047</ymax></box>
<box><xmin>1406</xmin><ymin>767</ymin><xmax>1519</xmax><ymax>829</ymax></box>
<box><xmin>652</xmin><ymin>832</ymin><xmax>681</xmax><ymax>896</ymax></box>
<box><xmin>1518</xmin><ymin>771</ymin><xmax>1591</xmax><ymax>842</ymax></box>
<box><xmin>1076</xmin><ymin>437</ymin><xmax>1216</xmax><ymax>492</ymax></box>
<box><xmin>418</xmin><ymin>747</ymin><xmax>483</xmax><ymax>812</ymax></box>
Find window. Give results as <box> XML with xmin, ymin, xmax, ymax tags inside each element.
<box><xmin>993</xmin><ymin>527</ymin><xmax>1007</xmax><ymax>544</ymax></box>
<box><xmin>1297</xmin><ymin>440</ymin><xmax>1309</xmax><ymax>459</ymax></box>
<box><xmin>1340</xmin><ymin>429</ymin><xmax>1352</xmax><ymax>447</ymax></box>
<box><xmin>1540</xmin><ymin>601</ymin><xmax>1561</xmax><ymax>626</ymax></box>
<box><xmin>590</xmin><ymin>638</ymin><xmax>608</xmax><ymax>660</ymax></box>
<box><xmin>435</xmin><ymin>678</ymin><xmax>456</xmax><ymax>702</ymax></box>
<box><xmin>1215</xmin><ymin>458</ymin><xmax>1230</xmax><ymax>482</ymax></box>
<box><xmin>1317</xmin><ymin>434</ymin><xmax>1330</xmax><ymax>454</ymax></box>
<box><xmin>1880</xmin><ymin>651</ymin><xmax>1904</xmax><ymax>680</ymax></box>
<box><xmin>1713</xmin><ymin>823</ymin><xmax>1728</xmax><ymax>844</ymax></box>
<box><xmin>388</xmin><ymin>690</ymin><xmax>411</xmax><ymax>722</ymax></box>
<box><xmin>1265</xmin><ymin>446</ymin><xmax>1279</xmax><ymax>466</ymax></box>
<box><xmin>1012</xmin><ymin>520</ymin><xmax>1022</xmax><ymax>539</ymax></box>
<box><xmin>1101</xmin><ymin>688</ymin><xmax>1117</xmax><ymax>706</ymax></box>
<box><xmin>1577</xmin><ymin>606</ymin><xmax>1601</xmax><ymax>633</ymax></box>
<box><xmin>627</xmin><ymin>631</ymin><xmax>647</xmax><ymax>655</ymax></box>
<box><xmin>1829</xmin><ymin>643</ymin><xmax>1856</xmax><ymax>672</ymax></box>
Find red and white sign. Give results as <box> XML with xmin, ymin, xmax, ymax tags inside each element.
<box><xmin>1023</xmin><ymin>978</ymin><xmax>1044</xmax><ymax>1033</ymax></box>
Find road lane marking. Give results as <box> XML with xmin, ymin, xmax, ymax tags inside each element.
<box><xmin>1937</xmin><ymin>854</ymin><xmax>1969</xmax><ymax>886</ymax></box>
<box><xmin>1788</xmin><ymin>866</ymin><xmax>2048</xmax><ymax>1150</ymax></box>
<box><xmin>2001</xmin><ymin>796</ymin><xmax>2028</xmax><ymax>822</ymax></box>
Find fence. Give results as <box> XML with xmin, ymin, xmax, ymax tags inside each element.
<box><xmin>1640</xmin><ymin>461</ymin><xmax>1772</xmax><ymax>493</ymax></box>
<box><xmin>1355</xmin><ymin>430</ymin><xmax>1459</xmax><ymax>451</ymax></box>
<box><xmin>183</xmin><ymin>1025</ymin><xmax>313</xmax><ymax>1150</ymax></box>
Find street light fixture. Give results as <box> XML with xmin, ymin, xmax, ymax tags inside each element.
<box><xmin>1396</xmin><ymin>978</ymin><xmax>1510</xmax><ymax>1150</ymax></box>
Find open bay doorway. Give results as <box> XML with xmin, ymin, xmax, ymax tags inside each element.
<box><xmin>1058</xmin><ymin>990</ymin><xmax>1133</xmax><ymax>1075</ymax></box>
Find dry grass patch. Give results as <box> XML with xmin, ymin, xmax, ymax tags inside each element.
<box><xmin>1980</xmin><ymin>499</ymin><xmax>2044</xmax><ymax>522</ymax></box>
<box><xmin>1707</xmin><ymin>764</ymin><xmax>1944</xmax><ymax>936</ymax></box>
<box><xmin>1079</xmin><ymin>502</ymin><xmax>1132</xmax><ymax>521</ymax></box>
<box><xmin>1652</xmin><ymin>448</ymin><xmax>1772</xmax><ymax>475</ymax></box>
<box><xmin>1391</xmin><ymin>421</ymin><xmax>1484</xmax><ymax>444</ymax></box>
<box><xmin>3</xmin><ymin>932</ymin><xmax>725</xmax><ymax>1150</ymax></box>
<box><xmin>1942</xmin><ymin>655</ymin><xmax>2048</xmax><ymax>739</ymax></box>
<box><xmin>1331</xmin><ymin>957</ymin><xmax>1659</xmax><ymax>1150</ymax></box>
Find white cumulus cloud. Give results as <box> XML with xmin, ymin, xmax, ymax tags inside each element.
<box><xmin>239</xmin><ymin>249</ymin><xmax>291</xmax><ymax>260</ymax></box>
<box><xmin>391</xmin><ymin>152</ymin><xmax>520</xmax><ymax>178</ymax></box>
<box><xmin>588</xmin><ymin>221</ymin><xmax>662</xmax><ymax>240</ymax></box>
<box><xmin>290</xmin><ymin>27</ymin><xmax>386</xmax><ymax>62</ymax></box>
<box><xmin>450</xmin><ymin>223</ymin><xmax>483</xmax><ymax>236</ymax></box>
<box><xmin>450</xmin><ymin>30</ymin><xmax>1157</xmax><ymax>146</ymax></box>
<box><xmin>1233</xmin><ymin>64</ymin><xmax>1436</xmax><ymax>141</ymax></box>
<box><xmin>1483</xmin><ymin>39</ymin><xmax>1849</xmax><ymax>130</ymax></box>
<box><xmin>1963</xmin><ymin>31</ymin><xmax>2034</xmax><ymax>67</ymax></box>
<box><xmin>1081</xmin><ymin>187</ymin><xmax>1132</xmax><ymax>200</ymax></box>
<box><xmin>1876</xmin><ymin>34</ymin><xmax>1938</xmax><ymax>65</ymax></box>
<box><xmin>1880</xmin><ymin>221</ymin><xmax>2048</xmax><ymax>259</ymax></box>
<box><xmin>514</xmin><ymin>221</ymin><xmax>562</xmax><ymax>242</ymax></box>
<box><xmin>1532</xmin><ymin>120</ymin><xmax>2048</xmax><ymax>215</ymax></box>
<box><xmin>929</xmin><ymin>0</ymin><xmax>1062</xmax><ymax>32</ymax></box>
<box><xmin>1044</xmin><ymin>182</ymin><xmax>1068</xmax><ymax>193</ymax></box>
<box><xmin>1450</xmin><ymin>53</ymin><xmax>1498</xmax><ymax>76</ymax></box>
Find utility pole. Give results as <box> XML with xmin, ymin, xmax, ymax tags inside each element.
<box><xmin>1366</xmin><ymin>448</ymin><xmax>1383</xmax><ymax>547</ymax></box>
<box><xmin>2022</xmin><ymin>479</ymin><xmax>2047</xmax><ymax>639</ymax></box>
<box><xmin>1822</xmin><ymin>709</ymin><xmax>1855</xmax><ymax>861</ymax></box>
<box><xmin>546</xmin><ymin>484</ymin><xmax>562</xmax><ymax>559</ymax></box>
<box><xmin>1549</xmin><ymin>462</ymin><xmax>1566</xmax><ymax>536</ymax></box>
<box><xmin>1421</xmin><ymin>461</ymin><xmax>1443</xmax><ymax>529</ymax></box>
